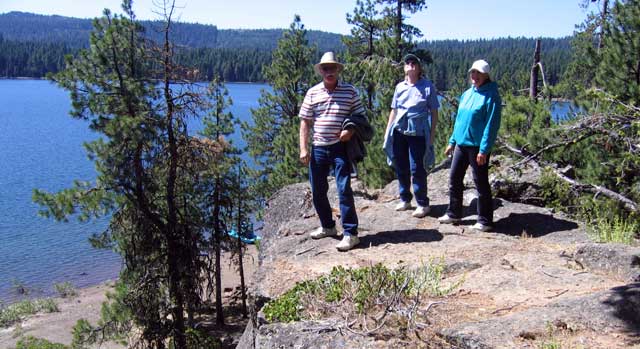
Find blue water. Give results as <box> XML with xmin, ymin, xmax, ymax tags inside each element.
<box><xmin>551</xmin><ymin>100</ymin><xmax>580</xmax><ymax>122</ymax></box>
<box><xmin>0</xmin><ymin>80</ymin><xmax>267</xmax><ymax>304</ymax></box>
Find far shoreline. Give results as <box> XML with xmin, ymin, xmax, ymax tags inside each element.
<box><xmin>0</xmin><ymin>76</ymin><xmax>268</xmax><ymax>84</ymax></box>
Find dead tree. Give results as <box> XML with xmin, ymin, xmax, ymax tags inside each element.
<box><xmin>529</xmin><ymin>39</ymin><xmax>541</xmax><ymax>101</ymax></box>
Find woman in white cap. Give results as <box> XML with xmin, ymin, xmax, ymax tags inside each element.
<box><xmin>438</xmin><ymin>59</ymin><xmax>502</xmax><ymax>231</ymax></box>
<box><xmin>384</xmin><ymin>53</ymin><xmax>440</xmax><ymax>218</ymax></box>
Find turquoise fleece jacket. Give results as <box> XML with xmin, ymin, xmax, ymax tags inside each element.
<box><xmin>449</xmin><ymin>81</ymin><xmax>502</xmax><ymax>154</ymax></box>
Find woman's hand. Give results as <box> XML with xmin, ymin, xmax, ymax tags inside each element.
<box><xmin>476</xmin><ymin>153</ymin><xmax>487</xmax><ymax>165</ymax></box>
<box><xmin>444</xmin><ymin>145</ymin><xmax>454</xmax><ymax>157</ymax></box>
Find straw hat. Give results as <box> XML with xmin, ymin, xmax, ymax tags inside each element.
<box><xmin>314</xmin><ymin>51</ymin><xmax>344</xmax><ymax>75</ymax></box>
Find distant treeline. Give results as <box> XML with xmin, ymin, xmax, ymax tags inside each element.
<box><xmin>0</xmin><ymin>11</ymin><xmax>344</xmax><ymax>51</ymax></box>
<box><xmin>419</xmin><ymin>37</ymin><xmax>572</xmax><ymax>92</ymax></box>
<box><xmin>0</xmin><ymin>35</ymin><xmax>271</xmax><ymax>81</ymax></box>
<box><xmin>0</xmin><ymin>11</ymin><xmax>573</xmax><ymax>88</ymax></box>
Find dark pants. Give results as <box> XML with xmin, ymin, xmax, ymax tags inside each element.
<box><xmin>446</xmin><ymin>145</ymin><xmax>493</xmax><ymax>225</ymax></box>
<box><xmin>392</xmin><ymin>130</ymin><xmax>428</xmax><ymax>207</ymax></box>
<box><xmin>309</xmin><ymin>142</ymin><xmax>358</xmax><ymax>236</ymax></box>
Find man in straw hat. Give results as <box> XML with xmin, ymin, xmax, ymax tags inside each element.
<box><xmin>299</xmin><ymin>52</ymin><xmax>365</xmax><ymax>251</ymax></box>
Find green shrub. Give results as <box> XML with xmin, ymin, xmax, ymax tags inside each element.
<box><xmin>587</xmin><ymin>211</ymin><xmax>638</xmax><ymax>245</ymax></box>
<box><xmin>15</xmin><ymin>336</ymin><xmax>69</xmax><ymax>349</ymax></box>
<box><xmin>184</xmin><ymin>327</ymin><xmax>221</xmax><ymax>349</ymax></box>
<box><xmin>539</xmin><ymin>169</ymin><xmax>577</xmax><ymax>213</ymax></box>
<box><xmin>54</xmin><ymin>282</ymin><xmax>78</xmax><ymax>298</ymax></box>
<box><xmin>262</xmin><ymin>281</ymin><xmax>311</xmax><ymax>323</ymax></box>
<box><xmin>262</xmin><ymin>259</ymin><xmax>463</xmax><ymax>323</ymax></box>
<box><xmin>0</xmin><ymin>298</ymin><xmax>58</xmax><ymax>328</ymax></box>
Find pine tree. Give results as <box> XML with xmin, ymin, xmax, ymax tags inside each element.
<box><xmin>243</xmin><ymin>15</ymin><xmax>316</xmax><ymax>200</ymax></box>
<box><xmin>596</xmin><ymin>0</ymin><xmax>640</xmax><ymax>102</ymax></box>
<box><xmin>341</xmin><ymin>0</ymin><xmax>429</xmax><ymax>188</ymax></box>
<box><xmin>377</xmin><ymin>0</ymin><xmax>426</xmax><ymax>61</ymax></box>
<box><xmin>200</xmin><ymin>76</ymin><xmax>241</xmax><ymax>326</ymax></box>
<box><xmin>32</xmin><ymin>1</ymin><xmax>240</xmax><ymax>347</ymax></box>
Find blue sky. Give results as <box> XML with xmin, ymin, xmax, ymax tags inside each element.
<box><xmin>0</xmin><ymin>0</ymin><xmax>596</xmax><ymax>40</ymax></box>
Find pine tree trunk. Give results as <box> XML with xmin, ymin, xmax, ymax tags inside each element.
<box><xmin>396</xmin><ymin>0</ymin><xmax>403</xmax><ymax>61</ymax></box>
<box><xmin>164</xmin><ymin>22</ymin><xmax>187</xmax><ymax>348</ymax></box>
<box><xmin>529</xmin><ymin>39</ymin><xmax>541</xmax><ymax>100</ymax></box>
<box><xmin>213</xmin><ymin>178</ymin><xmax>225</xmax><ymax>326</ymax></box>
<box><xmin>236</xmin><ymin>204</ymin><xmax>247</xmax><ymax>318</ymax></box>
<box><xmin>598</xmin><ymin>0</ymin><xmax>609</xmax><ymax>52</ymax></box>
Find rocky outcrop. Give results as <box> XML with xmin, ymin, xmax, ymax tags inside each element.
<box><xmin>238</xmin><ymin>165</ymin><xmax>640</xmax><ymax>348</ymax></box>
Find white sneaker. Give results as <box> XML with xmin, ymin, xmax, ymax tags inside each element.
<box><xmin>395</xmin><ymin>201</ymin><xmax>411</xmax><ymax>211</ymax></box>
<box><xmin>472</xmin><ymin>222</ymin><xmax>493</xmax><ymax>232</ymax></box>
<box><xmin>437</xmin><ymin>214</ymin><xmax>461</xmax><ymax>224</ymax></box>
<box><xmin>412</xmin><ymin>205</ymin><xmax>430</xmax><ymax>218</ymax></box>
<box><xmin>336</xmin><ymin>235</ymin><xmax>360</xmax><ymax>251</ymax></box>
<box><xmin>310</xmin><ymin>226</ymin><xmax>338</xmax><ymax>239</ymax></box>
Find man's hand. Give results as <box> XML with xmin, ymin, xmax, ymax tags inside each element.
<box><xmin>339</xmin><ymin>129</ymin><xmax>354</xmax><ymax>142</ymax></box>
<box><xmin>300</xmin><ymin>149</ymin><xmax>310</xmax><ymax>166</ymax></box>
<box><xmin>476</xmin><ymin>153</ymin><xmax>487</xmax><ymax>166</ymax></box>
<box><xmin>444</xmin><ymin>145</ymin><xmax>454</xmax><ymax>157</ymax></box>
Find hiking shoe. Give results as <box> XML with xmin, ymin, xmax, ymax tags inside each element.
<box><xmin>437</xmin><ymin>214</ymin><xmax>461</xmax><ymax>224</ymax></box>
<box><xmin>336</xmin><ymin>235</ymin><xmax>360</xmax><ymax>251</ymax></box>
<box><xmin>412</xmin><ymin>205</ymin><xmax>430</xmax><ymax>218</ymax></box>
<box><xmin>395</xmin><ymin>201</ymin><xmax>411</xmax><ymax>211</ymax></box>
<box><xmin>471</xmin><ymin>222</ymin><xmax>493</xmax><ymax>232</ymax></box>
<box><xmin>310</xmin><ymin>226</ymin><xmax>338</xmax><ymax>239</ymax></box>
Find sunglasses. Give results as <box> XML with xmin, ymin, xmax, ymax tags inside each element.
<box><xmin>321</xmin><ymin>65</ymin><xmax>338</xmax><ymax>73</ymax></box>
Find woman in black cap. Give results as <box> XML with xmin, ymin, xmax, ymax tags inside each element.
<box><xmin>383</xmin><ymin>53</ymin><xmax>440</xmax><ymax>218</ymax></box>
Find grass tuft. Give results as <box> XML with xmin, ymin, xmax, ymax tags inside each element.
<box><xmin>0</xmin><ymin>298</ymin><xmax>59</xmax><ymax>328</ymax></box>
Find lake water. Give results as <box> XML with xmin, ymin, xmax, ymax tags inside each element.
<box><xmin>0</xmin><ymin>80</ymin><xmax>267</xmax><ymax>304</ymax></box>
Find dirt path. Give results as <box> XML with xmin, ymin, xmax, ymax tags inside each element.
<box><xmin>0</xmin><ymin>246</ymin><xmax>258</xmax><ymax>348</ymax></box>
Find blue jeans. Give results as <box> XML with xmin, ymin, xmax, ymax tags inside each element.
<box><xmin>392</xmin><ymin>130</ymin><xmax>429</xmax><ymax>207</ymax></box>
<box><xmin>309</xmin><ymin>143</ymin><xmax>358</xmax><ymax>236</ymax></box>
<box><xmin>446</xmin><ymin>146</ymin><xmax>493</xmax><ymax>225</ymax></box>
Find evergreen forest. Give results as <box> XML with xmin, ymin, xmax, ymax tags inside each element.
<box><xmin>3</xmin><ymin>0</ymin><xmax>638</xmax><ymax>347</ymax></box>
<box><xmin>0</xmin><ymin>11</ymin><xmax>571</xmax><ymax>87</ymax></box>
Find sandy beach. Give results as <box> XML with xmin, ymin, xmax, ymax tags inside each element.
<box><xmin>0</xmin><ymin>246</ymin><xmax>258</xmax><ymax>348</ymax></box>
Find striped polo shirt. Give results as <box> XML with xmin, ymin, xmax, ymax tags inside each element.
<box><xmin>299</xmin><ymin>81</ymin><xmax>365</xmax><ymax>146</ymax></box>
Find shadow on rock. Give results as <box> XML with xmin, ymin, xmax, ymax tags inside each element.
<box><xmin>603</xmin><ymin>283</ymin><xmax>640</xmax><ymax>338</ymax></box>
<box><xmin>496</xmin><ymin>212</ymin><xmax>579</xmax><ymax>237</ymax></box>
<box><xmin>428</xmin><ymin>203</ymin><xmax>449</xmax><ymax>216</ymax></box>
<box><xmin>359</xmin><ymin>229</ymin><xmax>443</xmax><ymax>248</ymax></box>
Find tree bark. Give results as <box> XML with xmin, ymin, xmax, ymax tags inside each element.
<box><xmin>213</xmin><ymin>177</ymin><xmax>225</xmax><ymax>326</ymax></box>
<box><xmin>163</xmin><ymin>14</ymin><xmax>187</xmax><ymax>348</ymax></box>
<box><xmin>236</xmin><ymin>202</ymin><xmax>248</xmax><ymax>318</ymax></box>
<box><xmin>396</xmin><ymin>0</ymin><xmax>402</xmax><ymax>62</ymax></box>
<box><xmin>529</xmin><ymin>39</ymin><xmax>541</xmax><ymax>101</ymax></box>
<box><xmin>598</xmin><ymin>0</ymin><xmax>609</xmax><ymax>52</ymax></box>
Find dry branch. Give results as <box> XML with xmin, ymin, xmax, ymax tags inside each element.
<box><xmin>502</xmin><ymin>141</ymin><xmax>639</xmax><ymax>212</ymax></box>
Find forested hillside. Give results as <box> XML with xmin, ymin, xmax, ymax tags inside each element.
<box><xmin>0</xmin><ymin>11</ymin><xmax>572</xmax><ymax>88</ymax></box>
<box><xmin>0</xmin><ymin>11</ymin><xmax>343</xmax><ymax>50</ymax></box>
<box><xmin>420</xmin><ymin>37</ymin><xmax>572</xmax><ymax>92</ymax></box>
